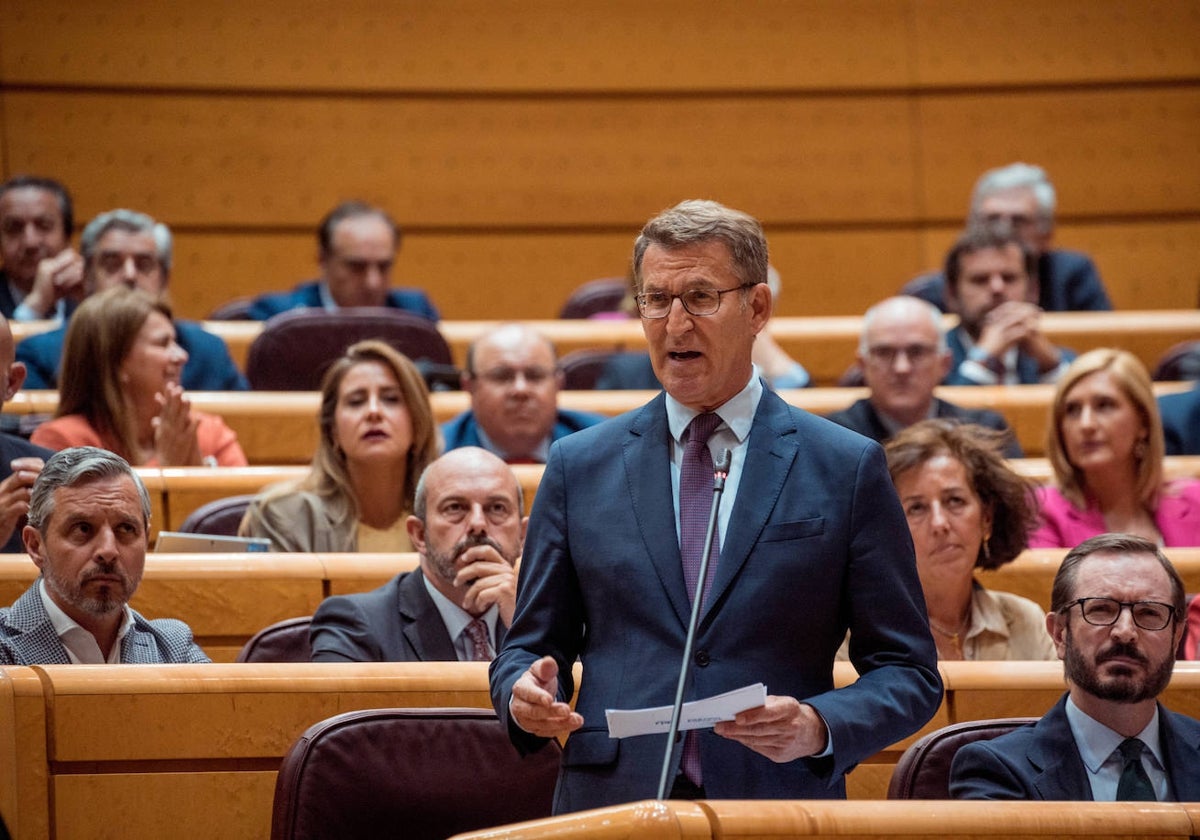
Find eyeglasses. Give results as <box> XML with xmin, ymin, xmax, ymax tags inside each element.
<box><xmin>634</xmin><ymin>284</ymin><xmax>754</xmax><ymax>319</ymax></box>
<box><xmin>96</xmin><ymin>252</ymin><xmax>160</xmax><ymax>275</ymax></box>
<box><xmin>335</xmin><ymin>257</ymin><xmax>393</xmax><ymax>274</ymax></box>
<box><xmin>475</xmin><ymin>366</ymin><xmax>556</xmax><ymax>387</ymax></box>
<box><xmin>864</xmin><ymin>344</ymin><xmax>939</xmax><ymax>368</ymax></box>
<box><xmin>1063</xmin><ymin>597</ymin><xmax>1176</xmax><ymax>631</ymax></box>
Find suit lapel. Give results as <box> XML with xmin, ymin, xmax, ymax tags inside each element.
<box><xmin>1160</xmin><ymin>705</ymin><xmax>1200</xmax><ymax>801</ymax></box>
<box><xmin>623</xmin><ymin>395</ymin><xmax>693</xmax><ymax>628</ymax></box>
<box><xmin>397</xmin><ymin>570</ymin><xmax>459</xmax><ymax>661</ymax></box>
<box><xmin>7</xmin><ymin>585</ymin><xmax>73</xmax><ymax>664</ymax></box>
<box><xmin>1029</xmin><ymin>697</ymin><xmax>1093</xmax><ymax>800</ymax></box>
<box><xmin>701</xmin><ymin>391</ymin><xmax>798</xmax><ymax>624</ymax></box>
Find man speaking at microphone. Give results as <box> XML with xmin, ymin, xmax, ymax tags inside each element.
<box><xmin>491</xmin><ymin>199</ymin><xmax>941</xmax><ymax>812</ymax></box>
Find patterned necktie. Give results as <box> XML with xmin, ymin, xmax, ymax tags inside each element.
<box><xmin>678</xmin><ymin>412</ymin><xmax>722</xmax><ymax>788</ymax></box>
<box><xmin>1115</xmin><ymin>737</ymin><xmax>1156</xmax><ymax>801</ymax></box>
<box><xmin>462</xmin><ymin>618</ymin><xmax>492</xmax><ymax>662</ymax></box>
<box><xmin>680</xmin><ymin>412</ymin><xmax>722</xmax><ymax>605</ymax></box>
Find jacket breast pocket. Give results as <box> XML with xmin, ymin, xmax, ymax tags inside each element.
<box><xmin>759</xmin><ymin>518</ymin><xmax>824</xmax><ymax>543</ymax></box>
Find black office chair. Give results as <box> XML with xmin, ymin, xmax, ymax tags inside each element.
<box><xmin>236</xmin><ymin>617</ymin><xmax>314</xmax><ymax>663</ymax></box>
<box><xmin>887</xmin><ymin>717</ymin><xmax>1037</xmax><ymax>799</ymax></box>
<box><xmin>558</xmin><ymin>277</ymin><xmax>628</xmax><ymax>319</ymax></box>
<box><xmin>558</xmin><ymin>348</ymin><xmax>618</xmax><ymax>390</ymax></box>
<box><xmin>177</xmin><ymin>495</ymin><xmax>256</xmax><ymax>537</ymax></box>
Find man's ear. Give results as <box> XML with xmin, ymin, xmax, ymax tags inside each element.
<box><xmin>5</xmin><ymin>362</ymin><xmax>26</xmax><ymax>400</ymax></box>
<box><xmin>23</xmin><ymin>525</ymin><xmax>46</xmax><ymax>573</ymax></box>
<box><xmin>1047</xmin><ymin>610</ymin><xmax>1067</xmax><ymax>661</ymax></box>
<box><xmin>406</xmin><ymin>515</ymin><xmax>427</xmax><ymax>555</ymax></box>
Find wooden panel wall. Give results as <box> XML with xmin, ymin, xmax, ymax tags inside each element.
<box><xmin>1</xmin><ymin>1</ymin><xmax>1197</xmax><ymax>320</ymax></box>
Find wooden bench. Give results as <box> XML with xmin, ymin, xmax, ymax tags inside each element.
<box><xmin>9</xmin><ymin>382</ymin><xmax>1194</xmax><ymax>464</ymax></box>
<box><xmin>448</xmin><ymin>798</ymin><xmax>1200</xmax><ymax>839</ymax></box>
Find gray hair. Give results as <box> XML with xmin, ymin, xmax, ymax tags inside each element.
<box><xmin>80</xmin><ymin>209</ymin><xmax>173</xmax><ymax>276</ymax></box>
<box><xmin>632</xmin><ymin>199</ymin><xmax>768</xmax><ymax>291</ymax></box>
<box><xmin>859</xmin><ymin>296</ymin><xmax>947</xmax><ymax>356</ymax></box>
<box><xmin>969</xmin><ymin>162</ymin><xmax>1056</xmax><ymax>232</ymax></box>
<box><xmin>27</xmin><ymin>447</ymin><xmax>151</xmax><ymax>534</ymax></box>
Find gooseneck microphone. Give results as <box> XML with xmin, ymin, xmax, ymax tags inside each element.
<box><xmin>656</xmin><ymin>448</ymin><xmax>732</xmax><ymax>800</ymax></box>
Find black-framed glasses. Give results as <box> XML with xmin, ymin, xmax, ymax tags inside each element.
<box><xmin>1063</xmin><ymin>597</ymin><xmax>1176</xmax><ymax>631</ymax></box>
<box><xmin>634</xmin><ymin>284</ymin><xmax>754</xmax><ymax>319</ymax></box>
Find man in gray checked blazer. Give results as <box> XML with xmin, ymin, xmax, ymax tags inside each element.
<box><xmin>0</xmin><ymin>447</ymin><xmax>209</xmax><ymax>664</ymax></box>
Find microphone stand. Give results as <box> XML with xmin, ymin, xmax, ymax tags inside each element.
<box><xmin>656</xmin><ymin>448</ymin><xmax>731</xmax><ymax>800</ymax></box>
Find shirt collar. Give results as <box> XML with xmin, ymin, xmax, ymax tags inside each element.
<box><xmin>1065</xmin><ymin>694</ymin><xmax>1164</xmax><ymax>773</ymax></box>
<box><xmin>664</xmin><ymin>372</ymin><xmax>762</xmax><ymax>446</ymax></box>
<box><xmin>420</xmin><ymin>572</ymin><xmax>500</xmax><ymax>655</ymax></box>
<box><xmin>474</xmin><ymin>423</ymin><xmax>550</xmax><ymax>463</ymax></box>
<box><xmin>38</xmin><ymin>578</ymin><xmax>134</xmax><ymax>664</ymax></box>
<box><xmin>317</xmin><ymin>281</ymin><xmax>338</xmax><ymax>311</ymax></box>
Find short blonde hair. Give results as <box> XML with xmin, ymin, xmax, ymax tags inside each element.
<box><xmin>1046</xmin><ymin>348</ymin><xmax>1164</xmax><ymax>507</ymax></box>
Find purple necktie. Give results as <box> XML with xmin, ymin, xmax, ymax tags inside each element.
<box><xmin>678</xmin><ymin>412</ymin><xmax>722</xmax><ymax>787</ymax></box>
<box><xmin>462</xmin><ymin>618</ymin><xmax>492</xmax><ymax>661</ymax></box>
<box><xmin>680</xmin><ymin>412</ymin><xmax>722</xmax><ymax>605</ymax></box>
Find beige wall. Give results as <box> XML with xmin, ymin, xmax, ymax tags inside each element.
<box><xmin>2</xmin><ymin>0</ymin><xmax>1198</xmax><ymax>319</ymax></box>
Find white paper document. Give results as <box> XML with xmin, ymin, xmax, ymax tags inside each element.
<box><xmin>604</xmin><ymin>682</ymin><xmax>767</xmax><ymax>739</ymax></box>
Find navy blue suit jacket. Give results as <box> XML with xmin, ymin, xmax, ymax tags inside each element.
<box><xmin>247</xmin><ymin>280</ymin><xmax>439</xmax><ymax>322</ymax></box>
<box><xmin>906</xmin><ymin>249</ymin><xmax>1112</xmax><ymax>313</ymax></box>
<box><xmin>441</xmin><ymin>408</ymin><xmax>606</xmax><ymax>459</ymax></box>
<box><xmin>16</xmin><ymin>319</ymin><xmax>247</xmax><ymax>391</ymax></box>
<box><xmin>1160</xmin><ymin>382</ymin><xmax>1200</xmax><ymax>456</ymax></box>
<box><xmin>0</xmin><ymin>433</ymin><xmax>53</xmax><ymax>553</ymax></box>
<box><xmin>825</xmin><ymin>397</ymin><xmax>1023</xmax><ymax>457</ymax></box>
<box><xmin>490</xmin><ymin>388</ymin><xmax>941</xmax><ymax>812</ymax></box>
<box><xmin>944</xmin><ymin>327</ymin><xmax>1076</xmax><ymax>386</ymax></box>
<box><xmin>951</xmin><ymin>694</ymin><xmax>1200</xmax><ymax>800</ymax></box>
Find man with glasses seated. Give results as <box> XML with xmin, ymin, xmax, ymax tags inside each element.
<box><xmin>826</xmin><ymin>296</ymin><xmax>1021</xmax><ymax>456</ymax></box>
<box><xmin>951</xmin><ymin>533</ymin><xmax>1200</xmax><ymax>801</ymax></box>
<box><xmin>244</xmin><ymin>200</ymin><xmax>439</xmax><ymax>321</ymax></box>
<box><xmin>442</xmin><ymin>323</ymin><xmax>604</xmax><ymax>464</ymax></box>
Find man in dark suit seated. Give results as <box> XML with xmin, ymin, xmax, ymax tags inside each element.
<box><xmin>826</xmin><ymin>296</ymin><xmax>1021</xmax><ymax>456</ymax></box>
<box><xmin>15</xmin><ymin>209</ymin><xmax>247</xmax><ymax>391</ymax></box>
<box><xmin>0</xmin><ymin>314</ymin><xmax>52</xmax><ymax>553</ymax></box>
<box><xmin>942</xmin><ymin>225</ymin><xmax>1076</xmax><ymax>386</ymax></box>
<box><xmin>905</xmin><ymin>163</ymin><xmax>1111</xmax><ymax>313</ymax></box>
<box><xmin>1159</xmin><ymin>380</ymin><xmax>1200</xmax><ymax>456</ymax></box>
<box><xmin>245</xmin><ymin>200</ymin><xmax>438</xmax><ymax>321</ymax></box>
<box><xmin>492</xmin><ymin>199</ymin><xmax>941</xmax><ymax>812</ymax></box>
<box><xmin>951</xmin><ymin>533</ymin><xmax>1200</xmax><ymax>800</ymax></box>
<box><xmin>443</xmin><ymin>323</ymin><xmax>605</xmax><ymax>463</ymax></box>
<box><xmin>0</xmin><ymin>446</ymin><xmax>210</xmax><ymax>664</ymax></box>
<box><xmin>309</xmin><ymin>447</ymin><xmax>525</xmax><ymax>662</ymax></box>
<box><xmin>0</xmin><ymin>175</ymin><xmax>85</xmax><ymax>322</ymax></box>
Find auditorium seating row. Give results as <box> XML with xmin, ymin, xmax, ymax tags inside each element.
<box><xmin>3</xmin><ymin>547</ymin><xmax>1199</xmax><ymax>663</ymax></box>
<box><xmin>11</xmin><ymin>310</ymin><xmax>1200</xmax><ymax>387</ymax></box>
<box><xmin>2</xmin><ymin>660</ymin><xmax>1197</xmax><ymax>838</ymax></box>
<box><xmin>449</xmin><ymin>798</ymin><xmax>1200</xmax><ymax>840</ymax></box>
<box><xmin>8</xmin><ymin>383</ymin><xmax>1196</xmax><ymax>466</ymax></box>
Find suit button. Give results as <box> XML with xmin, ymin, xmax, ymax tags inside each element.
<box><xmin>694</xmin><ymin>650</ymin><xmax>710</xmax><ymax>667</ymax></box>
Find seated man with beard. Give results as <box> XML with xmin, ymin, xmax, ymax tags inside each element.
<box><xmin>951</xmin><ymin>533</ymin><xmax>1200</xmax><ymax>800</ymax></box>
<box><xmin>309</xmin><ymin>447</ymin><xmax>525</xmax><ymax>662</ymax></box>
<box><xmin>0</xmin><ymin>446</ymin><xmax>209</xmax><ymax>664</ymax></box>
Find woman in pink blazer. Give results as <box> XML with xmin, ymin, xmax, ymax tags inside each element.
<box><xmin>1030</xmin><ymin>348</ymin><xmax>1200</xmax><ymax>548</ymax></box>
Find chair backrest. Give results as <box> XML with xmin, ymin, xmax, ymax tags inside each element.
<box><xmin>558</xmin><ymin>348</ymin><xmax>617</xmax><ymax>390</ymax></box>
<box><xmin>887</xmin><ymin>717</ymin><xmax>1038</xmax><ymax>799</ymax></box>
<box><xmin>208</xmin><ymin>296</ymin><xmax>256</xmax><ymax>320</ymax></box>
<box><xmin>236</xmin><ymin>617</ymin><xmax>314</xmax><ymax>663</ymax></box>
<box><xmin>271</xmin><ymin>707</ymin><xmax>561</xmax><ymax>840</ymax></box>
<box><xmin>177</xmin><ymin>494</ymin><xmax>257</xmax><ymax>537</ymax></box>
<box><xmin>246</xmin><ymin>308</ymin><xmax>452</xmax><ymax>391</ymax></box>
<box><xmin>1152</xmin><ymin>340</ymin><xmax>1200</xmax><ymax>381</ymax></box>
<box><xmin>558</xmin><ymin>276</ymin><xmax>628</xmax><ymax>319</ymax></box>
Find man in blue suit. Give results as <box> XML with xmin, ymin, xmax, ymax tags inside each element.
<box><xmin>1159</xmin><ymin>381</ymin><xmax>1200</xmax><ymax>456</ymax></box>
<box><xmin>442</xmin><ymin>323</ymin><xmax>604</xmax><ymax>463</ymax></box>
<box><xmin>942</xmin><ymin>226</ymin><xmax>1075</xmax><ymax>386</ymax></box>
<box><xmin>491</xmin><ymin>200</ymin><xmax>941</xmax><ymax>812</ymax></box>
<box><xmin>905</xmin><ymin>163</ymin><xmax>1111</xmax><ymax>314</ymax></box>
<box><xmin>951</xmin><ymin>533</ymin><xmax>1200</xmax><ymax>800</ymax></box>
<box><xmin>15</xmin><ymin>209</ymin><xmax>247</xmax><ymax>391</ymax></box>
<box><xmin>246</xmin><ymin>201</ymin><xmax>438</xmax><ymax>322</ymax></box>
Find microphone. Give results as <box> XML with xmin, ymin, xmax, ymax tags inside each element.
<box><xmin>656</xmin><ymin>447</ymin><xmax>732</xmax><ymax>800</ymax></box>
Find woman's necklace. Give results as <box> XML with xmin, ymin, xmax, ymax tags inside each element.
<box><xmin>928</xmin><ymin>614</ymin><xmax>970</xmax><ymax>656</ymax></box>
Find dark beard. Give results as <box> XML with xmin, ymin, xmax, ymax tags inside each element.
<box><xmin>427</xmin><ymin>532</ymin><xmax>510</xmax><ymax>586</ymax></box>
<box><xmin>1063</xmin><ymin>625</ymin><xmax>1174</xmax><ymax>704</ymax></box>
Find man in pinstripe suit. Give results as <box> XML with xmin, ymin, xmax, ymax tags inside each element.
<box><xmin>0</xmin><ymin>447</ymin><xmax>208</xmax><ymax>664</ymax></box>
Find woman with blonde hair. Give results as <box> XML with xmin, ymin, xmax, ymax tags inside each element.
<box><xmin>1030</xmin><ymin>348</ymin><xmax>1200</xmax><ymax>547</ymax></box>
<box><xmin>31</xmin><ymin>287</ymin><xmax>246</xmax><ymax>466</ymax></box>
<box><xmin>240</xmin><ymin>340</ymin><xmax>439</xmax><ymax>552</ymax></box>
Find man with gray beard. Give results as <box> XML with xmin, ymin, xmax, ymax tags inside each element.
<box><xmin>0</xmin><ymin>446</ymin><xmax>209</xmax><ymax>664</ymax></box>
<box><xmin>309</xmin><ymin>447</ymin><xmax>525</xmax><ymax>662</ymax></box>
<box><xmin>951</xmin><ymin>533</ymin><xmax>1200</xmax><ymax>800</ymax></box>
